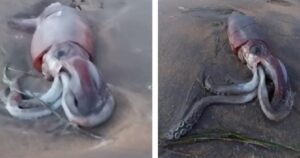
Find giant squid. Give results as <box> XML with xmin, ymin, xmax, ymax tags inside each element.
<box><xmin>0</xmin><ymin>2</ymin><xmax>115</xmax><ymax>127</ymax></box>
<box><xmin>164</xmin><ymin>12</ymin><xmax>293</xmax><ymax>140</ymax></box>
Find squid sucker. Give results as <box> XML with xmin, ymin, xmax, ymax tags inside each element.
<box><xmin>1</xmin><ymin>2</ymin><xmax>115</xmax><ymax>127</ymax></box>
<box><xmin>164</xmin><ymin>12</ymin><xmax>293</xmax><ymax>140</ymax></box>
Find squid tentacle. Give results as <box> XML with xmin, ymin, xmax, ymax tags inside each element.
<box><xmin>59</xmin><ymin>60</ymin><xmax>115</xmax><ymax>127</ymax></box>
<box><xmin>203</xmin><ymin>67</ymin><xmax>259</xmax><ymax>95</ymax></box>
<box><xmin>1</xmin><ymin>66</ymin><xmax>62</xmax><ymax>119</ymax></box>
<box><xmin>163</xmin><ymin>91</ymin><xmax>256</xmax><ymax>140</ymax></box>
<box><xmin>257</xmin><ymin>65</ymin><xmax>293</xmax><ymax>121</ymax></box>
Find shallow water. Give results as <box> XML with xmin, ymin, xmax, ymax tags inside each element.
<box><xmin>159</xmin><ymin>0</ymin><xmax>300</xmax><ymax>157</ymax></box>
<box><xmin>0</xmin><ymin>0</ymin><xmax>152</xmax><ymax>158</ymax></box>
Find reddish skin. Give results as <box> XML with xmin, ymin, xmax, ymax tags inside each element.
<box><xmin>227</xmin><ymin>12</ymin><xmax>290</xmax><ymax>116</ymax></box>
<box><xmin>30</xmin><ymin>3</ymin><xmax>93</xmax><ymax>72</ymax></box>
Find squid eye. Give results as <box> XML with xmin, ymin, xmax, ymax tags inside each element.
<box><xmin>250</xmin><ymin>44</ymin><xmax>266</xmax><ymax>55</ymax></box>
<box><xmin>250</xmin><ymin>46</ymin><xmax>259</xmax><ymax>55</ymax></box>
<box><xmin>55</xmin><ymin>50</ymin><xmax>65</xmax><ymax>59</ymax></box>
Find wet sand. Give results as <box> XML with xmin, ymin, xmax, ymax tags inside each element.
<box><xmin>0</xmin><ymin>0</ymin><xmax>151</xmax><ymax>158</ymax></box>
<box><xmin>159</xmin><ymin>0</ymin><xmax>300</xmax><ymax>157</ymax></box>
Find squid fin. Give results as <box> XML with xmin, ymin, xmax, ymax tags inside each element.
<box><xmin>8</xmin><ymin>18</ymin><xmax>38</xmax><ymax>33</ymax></box>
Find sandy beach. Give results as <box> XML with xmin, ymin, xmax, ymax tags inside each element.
<box><xmin>0</xmin><ymin>0</ymin><xmax>152</xmax><ymax>158</ymax></box>
<box><xmin>159</xmin><ymin>0</ymin><xmax>300</xmax><ymax>157</ymax></box>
